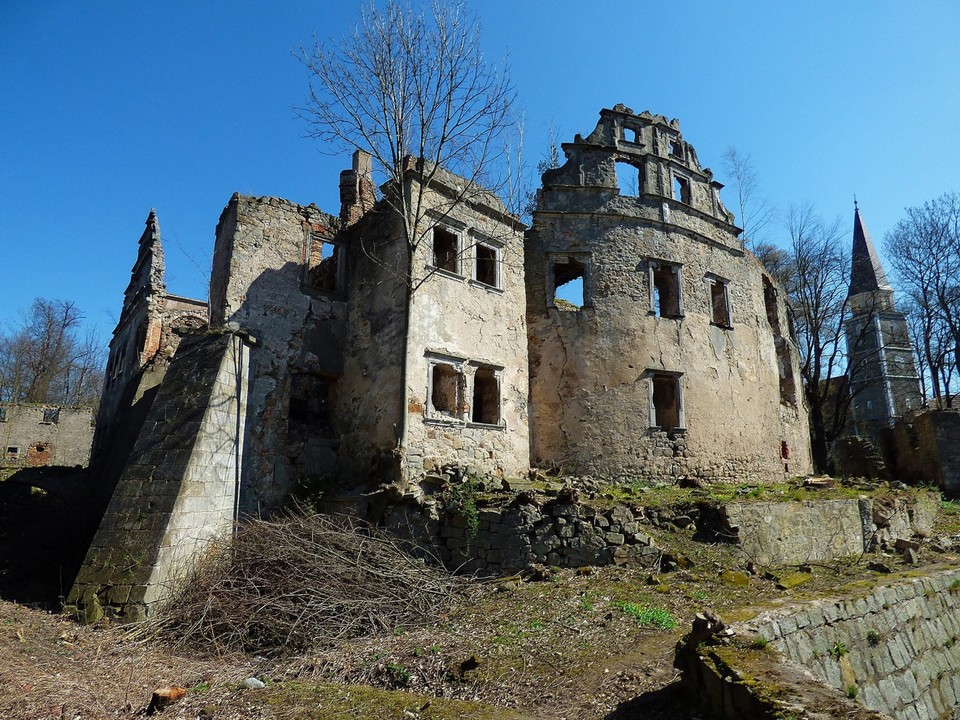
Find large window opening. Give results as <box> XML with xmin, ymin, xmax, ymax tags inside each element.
<box><xmin>651</xmin><ymin>263</ymin><xmax>682</xmax><ymax>318</ymax></box>
<box><xmin>474</xmin><ymin>242</ymin><xmax>499</xmax><ymax>288</ymax></box>
<box><xmin>432</xmin><ymin>226</ymin><xmax>460</xmax><ymax>274</ymax></box>
<box><xmin>673</xmin><ymin>174</ymin><xmax>691</xmax><ymax>204</ymax></box>
<box><xmin>709</xmin><ymin>277</ymin><xmax>731</xmax><ymax>327</ymax></box>
<box><xmin>616</xmin><ymin>161</ymin><xmax>641</xmax><ymax>196</ymax></box>
<box><xmin>650</xmin><ymin>373</ymin><xmax>683</xmax><ymax>430</ymax></box>
<box><xmin>472</xmin><ymin>367</ymin><xmax>501</xmax><ymax>425</ymax></box>
<box><xmin>550</xmin><ymin>255</ymin><xmax>589</xmax><ymax>310</ymax></box>
<box><xmin>431</xmin><ymin>363</ymin><xmax>461</xmax><ymax>418</ymax></box>
<box><xmin>308</xmin><ymin>234</ymin><xmax>344</xmax><ymax>293</ymax></box>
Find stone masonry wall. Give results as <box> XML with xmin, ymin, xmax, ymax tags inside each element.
<box><xmin>714</xmin><ymin>493</ymin><xmax>937</xmax><ymax>566</ymax></box>
<box><xmin>0</xmin><ymin>404</ymin><xmax>93</xmax><ymax>468</ymax></box>
<box><xmin>889</xmin><ymin>410</ymin><xmax>960</xmax><ymax>497</ymax></box>
<box><xmin>67</xmin><ymin>331</ymin><xmax>250</xmax><ymax>622</ymax></box>
<box><xmin>744</xmin><ymin>568</ymin><xmax>960</xmax><ymax>720</ymax></box>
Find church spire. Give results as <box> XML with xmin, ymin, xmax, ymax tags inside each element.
<box><xmin>848</xmin><ymin>205</ymin><xmax>892</xmax><ymax>297</ymax></box>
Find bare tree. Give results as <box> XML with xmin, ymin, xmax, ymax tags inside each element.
<box><xmin>885</xmin><ymin>192</ymin><xmax>960</xmax><ymax>406</ymax></box>
<box><xmin>722</xmin><ymin>147</ymin><xmax>776</xmax><ymax>251</ymax></box>
<box><xmin>782</xmin><ymin>204</ymin><xmax>878</xmax><ymax>472</ymax></box>
<box><xmin>0</xmin><ymin>299</ymin><xmax>105</xmax><ymax>407</ymax></box>
<box><xmin>297</xmin><ymin>0</ymin><xmax>517</xmax><ymax>469</ymax></box>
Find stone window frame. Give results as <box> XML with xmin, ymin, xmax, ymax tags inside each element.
<box><xmin>41</xmin><ymin>408</ymin><xmax>60</xmax><ymax>425</ymax></box>
<box><xmin>647</xmin><ymin>259</ymin><xmax>684</xmax><ymax>319</ymax></box>
<box><xmin>426</xmin><ymin>220</ymin><xmax>468</xmax><ymax>281</ymax></box>
<box><xmin>425</xmin><ymin>353</ymin><xmax>468</xmax><ymax>423</ymax></box>
<box><xmin>546</xmin><ymin>252</ymin><xmax>593</xmax><ymax>310</ymax></box>
<box><xmin>646</xmin><ymin>370</ymin><xmax>685</xmax><ymax>431</ymax></box>
<box><xmin>705</xmin><ymin>273</ymin><xmax>733</xmax><ymax>329</ymax></box>
<box><xmin>621</xmin><ymin>123</ymin><xmax>642</xmax><ymax>145</ymax></box>
<box><xmin>306</xmin><ymin>231</ymin><xmax>347</xmax><ymax>295</ymax></box>
<box><xmin>671</xmin><ymin>170</ymin><xmax>692</xmax><ymax>205</ymax></box>
<box><xmin>0</xmin><ymin>408</ymin><xmax>6</xmax><ymax>423</ymax></box>
<box><xmin>470</xmin><ymin>234</ymin><xmax>503</xmax><ymax>292</ymax></box>
<box><xmin>615</xmin><ymin>159</ymin><xmax>643</xmax><ymax>197</ymax></box>
<box><xmin>467</xmin><ymin>362</ymin><xmax>504</xmax><ymax>428</ymax></box>
<box><xmin>5</xmin><ymin>446</ymin><xmax>20</xmax><ymax>459</ymax></box>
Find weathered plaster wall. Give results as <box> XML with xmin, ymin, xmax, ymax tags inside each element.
<box><xmin>0</xmin><ymin>404</ymin><xmax>93</xmax><ymax>468</ymax></box>
<box><xmin>66</xmin><ymin>331</ymin><xmax>249</xmax><ymax>622</ymax></box>
<box><xmin>210</xmin><ymin>194</ymin><xmax>346</xmax><ymax>511</ymax></box>
<box><xmin>403</xmin><ymin>176</ymin><xmax>529</xmax><ymax>480</ymax></box>
<box><xmin>713</xmin><ymin>493</ymin><xmax>937</xmax><ymax>566</ymax></box>
<box><xmin>889</xmin><ymin>410</ymin><xmax>960</xmax><ymax>496</ymax></box>
<box><xmin>743</xmin><ymin>568</ymin><xmax>960</xmax><ymax>720</ymax></box>
<box><xmin>526</xmin><ymin>106</ymin><xmax>811</xmax><ymax>483</ymax></box>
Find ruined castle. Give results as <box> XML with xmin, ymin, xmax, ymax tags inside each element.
<box><xmin>67</xmin><ymin>106</ymin><xmax>812</xmax><ymax>620</ymax></box>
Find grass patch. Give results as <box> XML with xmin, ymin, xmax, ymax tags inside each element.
<box><xmin>613</xmin><ymin>601</ymin><xmax>678</xmax><ymax>629</ymax></box>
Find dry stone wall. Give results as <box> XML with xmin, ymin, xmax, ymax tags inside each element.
<box><xmin>744</xmin><ymin>568</ymin><xmax>960</xmax><ymax>720</ymax></box>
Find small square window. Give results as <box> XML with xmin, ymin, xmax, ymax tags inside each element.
<box><xmin>474</xmin><ymin>242</ymin><xmax>500</xmax><ymax>288</ymax></box>
<box><xmin>548</xmin><ymin>254</ymin><xmax>591</xmax><ymax>310</ymax></box>
<box><xmin>623</xmin><ymin>126</ymin><xmax>640</xmax><ymax>144</ymax></box>
<box><xmin>433</xmin><ymin>226</ymin><xmax>460</xmax><ymax>274</ymax></box>
<box><xmin>669</xmin><ymin>140</ymin><xmax>683</xmax><ymax>159</ymax></box>
<box><xmin>5</xmin><ymin>446</ymin><xmax>19</xmax><ymax>458</ymax></box>
<box><xmin>708</xmin><ymin>277</ymin><xmax>731</xmax><ymax>327</ymax></box>
<box><xmin>42</xmin><ymin>408</ymin><xmax>59</xmax><ymax>424</ymax></box>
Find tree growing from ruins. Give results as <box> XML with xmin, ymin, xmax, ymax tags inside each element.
<box><xmin>781</xmin><ymin>204</ymin><xmax>880</xmax><ymax>472</ymax></box>
<box><xmin>298</xmin><ymin>0</ymin><xmax>517</xmax><ymax>470</ymax></box>
<box><xmin>885</xmin><ymin>192</ymin><xmax>960</xmax><ymax>407</ymax></box>
<box><xmin>0</xmin><ymin>298</ymin><xmax>105</xmax><ymax>407</ymax></box>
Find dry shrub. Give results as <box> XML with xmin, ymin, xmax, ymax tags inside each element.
<box><xmin>144</xmin><ymin>512</ymin><xmax>463</xmax><ymax>656</ymax></box>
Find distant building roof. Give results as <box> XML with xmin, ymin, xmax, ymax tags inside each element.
<box><xmin>849</xmin><ymin>206</ymin><xmax>893</xmax><ymax>296</ymax></box>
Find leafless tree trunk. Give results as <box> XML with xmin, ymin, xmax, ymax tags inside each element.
<box><xmin>297</xmin><ymin>0</ymin><xmax>517</xmax><ymax>476</ymax></box>
<box><xmin>885</xmin><ymin>192</ymin><xmax>960</xmax><ymax>406</ymax></box>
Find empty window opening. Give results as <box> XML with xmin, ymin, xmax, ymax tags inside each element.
<box><xmin>673</xmin><ymin>175</ymin><xmax>691</xmax><ymax>204</ymax></box>
<box><xmin>433</xmin><ymin>227</ymin><xmax>459</xmax><ymax>273</ymax></box>
<box><xmin>623</xmin><ymin>126</ymin><xmax>640</xmax><ymax>144</ymax></box>
<box><xmin>0</xmin><ymin>408</ymin><xmax>6</xmax><ymax>422</ymax></box>
<box><xmin>651</xmin><ymin>374</ymin><xmax>682</xmax><ymax>430</ymax></box>
<box><xmin>288</xmin><ymin>373</ymin><xmax>336</xmax><ymax>438</ymax></box>
<box><xmin>616</xmin><ymin>161</ymin><xmax>641</xmax><ymax>196</ymax></box>
<box><xmin>309</xmin><ymin>239</ymin><xmax>342</xmax><ymax>292</ymax></box>
<box><xmin>42</xmin><ymin>408</ymin><xmax>59</xmax><ymax>424</ymax></box>
<box><xmin>551</xmin><ymin>256</ymin><xmax>588</xmax><ymax>309</ymax></box>
<box><xmin>670</xmin><ymin>140</ymin><xmax>683</xmax><ymax>159</ymax></box>
<box><xmin>475</xmin><ymin>243</ymin><xmax>499</xmax><ymax>288</ymax></box>
<box><xmin>5</xmin><ymin>446</ymin><xmax>20</xmax><ymax>458</ymax></box>
<box><xmin>431</xmin><ymin>363</ymin><xmax>460</xmax><ymax>417</ymax></box>
<box><xmin>472</xmin><ymin>368</ymin><xmax>501</xmax><ymax>425</ymax></box>
<box><xmin>762</xmin><ymin>276</ymin><xmax>780</xmax><ymax>329</ymax></box>
<box><xmin>651</xmin><ymin>264</ymin><xmax>682</xmax><ymax>317</ymax></box>
<box><xmin>709</xmin><ymin>278</ymin><xmax>731</xmax><ymax>327</ymax></box>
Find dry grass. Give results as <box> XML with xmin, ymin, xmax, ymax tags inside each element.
<box><xmin>139</xmin><ymin>512</ymin><xmax>465</xmax><ymax>656</ymax></box>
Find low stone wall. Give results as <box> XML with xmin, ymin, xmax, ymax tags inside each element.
<box><xmin>681</xmin><ymin>568</ymin><xmax>960</xmax><ymax>720</ymax></box>
<box><xmin>712</xmin><ymin>492</ymin><xmax>937</xmax><ymax>566</ymax></box>
<box><xmin>385</xmin><ymin>494</ymin><xmax>668</xmax><ymax>575</ymax></box>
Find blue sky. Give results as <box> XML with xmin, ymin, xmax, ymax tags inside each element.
<box><xmin>2</xmin><ymin>1</ymin><xmax>959</xmax><ymax>337</ymax></box>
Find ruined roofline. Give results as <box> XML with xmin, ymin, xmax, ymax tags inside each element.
<box><xmin>393</xmin><ymin>156</ymin><xmax>527</xmax><ymax>232</ymax></box>
<box><xmin>164</xmin><ymin>293</ymin><xmax>208</xmax><ymax>307</ymax></box>
<box><xmin>215</xmin><ymin>192</ymin><xmax>341</xmax><ymax>240</ymax></box>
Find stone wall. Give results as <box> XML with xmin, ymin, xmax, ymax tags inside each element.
<box><xmin>210</xmin><ymin>194</ymin><xmax>346</xmax><ymax>511</ymax></box>
<box><xmin>526</xmin><ymin>105</ymin><xmax>811</xmax><ymax>483</ymax></box>
<box><xmin>741</xmin><ymin>568</ymin><xmax>960</xmax><ymax>720</ymax></box>
<box><xmin>0</xmin><ymin>404</ymin><xmax>94</xmax><ymax>468</ymax></box>
<box><xmin>711</xmin><ymin>493</ymin><xmax>937</xmax><ymax>566</ymax></box>
<box><xmin>888</xmin><ymin>409</ymin><xmax>960</xmax><ymax>496</ymax></box>
<box><xmin>66</xmin><ymin>331</ymin><xmax>250</xmax><ymax>622</ymax></box>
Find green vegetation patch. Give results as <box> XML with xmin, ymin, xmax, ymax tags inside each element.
<box><xmin>613</xmin><ymin>601</ymin><xmax>678</xmax><ymax>629</ymax></box>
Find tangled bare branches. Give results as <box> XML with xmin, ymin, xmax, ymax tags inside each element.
<box><xmin>143</xmin><ymin>512</ymin><xmax>464</xmax><ymax>656</ymax></box>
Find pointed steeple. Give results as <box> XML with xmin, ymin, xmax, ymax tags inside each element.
<box><xmin>849</xmin><ymin>205</ymin><xmax>892</xmax><ymax>297</ymax></box>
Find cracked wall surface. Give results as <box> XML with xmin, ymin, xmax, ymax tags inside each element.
<box><xmin>526</xmin><ymin>106</ymin><xmax>812</xmax><ymax>482</ymax></box>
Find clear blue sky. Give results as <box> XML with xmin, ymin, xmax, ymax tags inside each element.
<box><xmin>2</xmin><ymin>1</ymin><xmax>958</xmax><ymax>337</ymax></box>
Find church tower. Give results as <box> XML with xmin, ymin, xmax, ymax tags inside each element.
<box><xmin>845</xmin><ymin>204</ymin><xmax>922</xmax><ymax>438</ymax></box>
